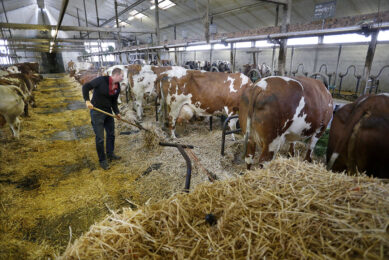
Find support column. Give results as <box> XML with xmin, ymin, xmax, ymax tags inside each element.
<box><xmin>154</xmin><ymin>0</ymin><xmax>161</xmax><ymax>65</ymax></box>
<box><xmin>114</xmin><ymin>0</ymin><xmax>122</xmax><ymax>64</ymax></box>
<box><xmin>83</xmin><ymin>0</ymin><xmax>89</xmax><ymax>38</ymax></box>
<box><xmin>271</xmin><ymin>4</ymin><xmax>279</xmax><ymax>74</ymax></box>
<box><xmin>230</xmin><ymin>42</ymin><xmax>234</xmax><ymax>73</ymax></box>
<box><xmin>76</xmin><ymin>8</ymin><xmax>82</xmax><ymax>38</ymax></box>
<box><xmin>362</xmin><ymin>30</ymin><xmax>379</xmax><ymax>94</ymax></box>
<box><xmin>277</xmin><ymin>0</ymin><xmax>292</xmax><ymax>76</ymax></box>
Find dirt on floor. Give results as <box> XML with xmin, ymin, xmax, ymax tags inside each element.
<box><xmin>0</xmin><ymin>74</ymin><xmax>327</xmax><ymax>259</ymax></box>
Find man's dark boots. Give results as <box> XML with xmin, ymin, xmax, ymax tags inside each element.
<box><xmin>108</xmin><ymin>154</ymin><xmax>121</xmax><ymax>162</ymax></box>
<box><xmin>100</xmin><ymin>160</ymin><xmax>109</xmax><ymax>170</ymax></box>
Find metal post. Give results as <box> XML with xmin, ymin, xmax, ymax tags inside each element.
<box><xmin>94</xmin><ymin>0</ymin><xmax>103</xmax><ymax>67</ymax></box>
<box><xmin>313</xmin><ymin>35</ymin><xmax>323</xmax><ymax>73</ymax></box>
<box><xmin>333</xmin><ymin>45</ymin><xmax>342</xmax><ymax>92</ymax></box>
<box><xmin>277</xmin><ymin>0</ymin><xmax>291</xmax><ymax>76</ymax></box>
<box><xmin>288</xmin><ymin>46</ymin><xmax>294</xmax><ymax>76</ymax></box>
<box><xmin>154</xmin><ymin>0</ymin><xmax>161</xmax><ymax>65</ymax></box>
<box><xmin>114</xmin><ymin>0</ymin><xmax>122</xmax><ymax>64</ymax></box>
<box><xmin>362</xmin><ymin>30</ymin><xmax>378</xmax><ymax>95</ymax></box>
<box><xmin>76</xmin><ymin>8</ymin><xmax>82</xmax><ymax>38</ymax></box>
<box><xmin>210</xmin><ymin>43</ymin><xmax>213</xmax><ymax>65</ymax></box>
<box><xmin>230</xmin><ymin>42</ymin><xmax>234</xmax><ymax>73</ymax></box>
<box><xmin>83</xmin><ymin>0</ymin><xmax>89</xmax><ymax>38</ymax></box>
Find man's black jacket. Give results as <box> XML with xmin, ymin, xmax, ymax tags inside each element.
<box><xmin>82</xmin><ymin>76</ymin><xmax>120</xmax><ymax>114</ymax></box>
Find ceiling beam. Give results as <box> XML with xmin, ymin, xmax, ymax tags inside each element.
<box><xmin>10</xmin><ymin>48</ymin><xmax>84</xmax><ymax>52</ymax></box>
<box><xmin>3</xmin><ymin>37</ymin><xmax>121</xmax><ymax>43</ymax></box>
<box><xmin>259</xmin><ymin>0</ymin><xmax>288</xmax><ymax>5</ymax></box>
<box><xmin>0</xmin><ymin>22</ymin><xmax>154</xmax><ymax>33</ymax></box>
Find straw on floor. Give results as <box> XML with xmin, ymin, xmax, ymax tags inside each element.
<box><xmin>60</xmin><ymin>157</ymin><xmax>389</xmax><ymax>259</ymax></box>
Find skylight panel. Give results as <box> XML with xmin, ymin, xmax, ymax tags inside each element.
<box><xmin>150</xmin><ymin>0</ymin><xmax>176</xmax><ymax>10</ymax></box>
<box><xmin>129</xmin><ymin>9</ymin><xmax>146</xmax><ymax>19</ymax></box>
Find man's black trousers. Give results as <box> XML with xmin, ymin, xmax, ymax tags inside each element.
<box><xmin>90</xmin><ymin>110</ymin><xmax>115</xmax><ymax>162</ymax></box>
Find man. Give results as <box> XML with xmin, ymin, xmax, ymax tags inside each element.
<box><xmin>82</xmin><ymin>68</ymin><xmax>124</xmax><ymax>170</ymax></box>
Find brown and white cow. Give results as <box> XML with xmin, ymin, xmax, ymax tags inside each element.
<box><xmin>240</xmin><ymin>76</ymin><xmax>333</xmax><ymax>169</ymax></box>
<box><xmin>327</xmin><ymin>94</ymin><xmax>389</xmax><ymax>178</ymax></box>
<box><xmin>159</xmin><ymin>70</ymin><xmax>252</xmax><ymax>138</ymax></box>
<box><xmin>0</xmin><ymin>85</ymin><xmax>26</xmax><ymax>138</ymax></box>
<box><xmin>128</xmin><ymin>64</ymin><xmax>176</xmax><ymax>120</ymax></box>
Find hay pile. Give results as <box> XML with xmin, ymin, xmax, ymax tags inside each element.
<box><xmin>60</xmin><ymin>157</ymin><xmax>389</xmax><ymax>259</ymax></box>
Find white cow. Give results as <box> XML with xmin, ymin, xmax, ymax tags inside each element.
<box><xmin>103</xmin><ymin>65</ymin><xmax>129</xmax><ymax>104</ymax></box>
<box><xmin>0</xmin><ymin>85</ymin><xmax>26</xmax><ymax>138</ymax></box>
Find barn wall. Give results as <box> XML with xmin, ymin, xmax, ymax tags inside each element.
<box><xmin>176</xmin><ymin>42</ymin><xmax>389</xmax><ymax>93</ymax></box>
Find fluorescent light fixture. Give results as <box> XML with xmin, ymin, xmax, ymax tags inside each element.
<box><xmin>323</xmin><ymin>33</ymin><xmax>371</xmax><ymax>44</ymax></box>
<box><xmin>255</xmin><ymin>40</ymin><xmax>274</xmax><ymax>47</ymax></box>
<box><xmin>287</xmin><ymin>36</ymin><xmax>318</xmax><ymax>45</ymax></box>
<box><xmin>51</xmin><ymin>29</ymin><xmax>56</xmax><ymax>37</ymax></box>
<box><xmin>378</xmin><ymin>29</ymin><xmax>389</xmax><ymax>41</ymax></box>
<box><xmin>129</xmin><ymin>10</ymin><xmax>138</xmax><ymax>16</ymax></box>
<box><xmin>128</xmin><ymin>16</ymin><xmax>135</xmax><ymax>21</ymax></box>
<box><xmin>235</xmin><ymin>41</ymin><xmax>252</xmax><ymax>48</ymax></box>
<box><xmin>50</xmin><ymin>41</ymin><xmax>54</xmax><ymax>46</ymax></box>
<box><xmin>186</xmin><ymin>44</ymin><xmax>211</xmax><ymax>51</ymax></box>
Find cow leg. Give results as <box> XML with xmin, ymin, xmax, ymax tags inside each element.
<box><xmin>228</xmin><ymin>117</ymin><xmax>238</xmax><ymax>141</ymax></box>
<box><xmin>258</xmin><ymin>144</ymin><xmax>275</xmax><ymax>167</ymax></box>
<box><xmin>245</xmin><ymin>140</ymin><xmax>256</xmax><ymax>170</ymax></box>
<box><xmin>288</xmin><ymin>142</ymin><xmax>295</xmax><ymax>157</ymax></box>
<box><xmin>304</xmin><ymin>134</ymin><xmax>320</xmax><ymax>162</ymax></box>
<box><xmin>23</xmin><ymin>103</ymin><xmax>29</xmax><ymax>117</ymax></box>
<box><xmin>6</xmin><ymin>115</ymin><xmax>20</xmax><ymax>138</ymax></box>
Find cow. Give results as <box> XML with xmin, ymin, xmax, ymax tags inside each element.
<box><xmin>0</xmin><ymin>75</ymin><xmax>35</xmax><ymax>116</ymax></box>
<box><xmin>327</xmin><ymin>94</ymin><xmax>389</xmax><ymax>178</ymax></box>
<box><xmin>0</xmin><ymin>85</ymin><xmax>26</xmax><ymax>138</ymax></box>
<box><xmin>103</xmin><ymin>65</ymin><xmax>129</xmax><ymax>104</ymax></box>
<box><xmin>159</xmin><ymin>70</ymin><xmax>252</xmax><ymax>138</ymax></box>
<box><xmin>67</xmin><ymin>60</ymin><xmax>75</xmax><ymax>72</ymax></box>
<box><xmin>239</xmin><ymin>76</ymin><xmax>333</xmax><ymax>169</ymax></box>
<box><xmin>128</xmin><ymin>64</ymin><xmax>177</xmax><ymax>120</ymax></box>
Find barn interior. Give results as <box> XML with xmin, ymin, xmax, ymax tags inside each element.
<box><xmin>1</xmin><ymin>0</ymin><xmax>389</xmax><ymax>259</ymax></box>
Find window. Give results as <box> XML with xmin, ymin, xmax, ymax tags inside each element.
<box><xmin>214</xmin><ymin>43</ymin><xmax>230</xmax><ymax>49</ymax></box>
<box><xmin>85</xmin><ymin>41</ymin><xmax>116</xmax><ymax>62</ymax></box>
<box><xmin>186</xmin><ymin>44</ymin><xmax>211</xmax><ymax>51</ymax></box>
<box><xmin>287</xmin><ymin>36</ymin><xmax>318</xmax><ymax>45</ymax></box>
<box><xmin>255</xmin><ymin>40</ymin><xmax>274</xmax><ymax>47</ymax></box>
<box><xmin>235</xmin><ymin>41</ymin><xmax>252</xmax><ymax>48</ymax></box>
<box><xmin>323</xmin><ymin>33</ymin><xmax>371</xmax><ymax>44</ymax></box>
<box><xmin>150</xmin><ymin>0</ymin><xmax>176</xmax><ymax>10</ymax></box>
<box><xmin>0</xmin><ymin>40</ymin><xmax>10</xmax><ymax>65</ymax></box>
<box><xmin>378</xmin><ymin>29</ymin><xmax>389</xmax><ymax>41</ymax></box>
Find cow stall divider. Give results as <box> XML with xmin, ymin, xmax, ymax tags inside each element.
<box><xmin>158</xmin><ymin>142</ymin><xmax>217</xmax><ymax>193</ymax></box>
<box><xmin>221</xmin><ymin>115</ymin><xmax>241</xmax><ymax>156</ymax></box>
<box><xmin>337</xmin><ymin>65</ymin><xmax>361</xmax><ymax>95</ymax></box>
<box><xmin>368</xmin><ymin>65</ymin><xmax>389</xmax><ymax>94</ymax></box>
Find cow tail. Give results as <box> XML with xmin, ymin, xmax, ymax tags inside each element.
<box><xmin>242</xmin><ymin>87</ymin><xmax>260</xmax><ymax>159</ymax></box>
<box><xmin>242</xmin><ymin>117</ymin><xmax>252</xmax><ymax>158</ymax></box>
